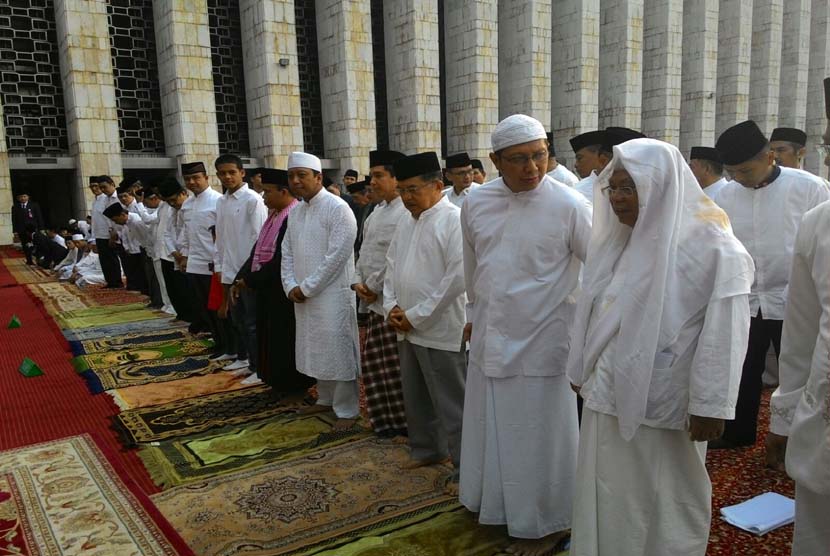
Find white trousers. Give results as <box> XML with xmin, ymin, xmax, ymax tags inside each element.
<box><xmin>793</xmin><ymin>482</ymin><xmax>830</xmax><ymax>556</ymax></box>
<box><xmin>152</xmin><ymin>258</ymin><xmax>172</xmax><ymax>308</ymax></box>
<box><xmin>316</xmin><ymin>379</ymin><xmax>359</xmax><ymax>419</ymax></box>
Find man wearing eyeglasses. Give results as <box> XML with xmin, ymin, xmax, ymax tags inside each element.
<box><xmin>442</xmin><ymin>152</ymin><xmax>477</xmax><ymax>207</ymax></box>
<box><xmin>458</xmin><ymin>114</ymin><xmax>592</xmax><ymax>556</ymax></box>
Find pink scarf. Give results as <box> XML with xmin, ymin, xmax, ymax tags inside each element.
<box><xmin>251</xmin><ymin>200</ymin><xmax>298</xmax><ymax>271</ymax></box>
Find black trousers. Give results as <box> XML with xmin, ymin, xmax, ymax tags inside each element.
<box><xmin>142</xmin><ymin>251</ymin><xmax>161</xmax><ymax>305</ymax></box>
<box><xmin>186</xmin><ymin>272</ymin><xmax>231</xmax><ymax>354</ymax></box>
<box><xmin>161</xmin><ymin>259</ymin><xmax>192</xmax><ymax>321</ymax></box>
<box><xmin>20</xmin><ymin>231</ymin><xmax>35</xmax><ymax>264</ymax></box>
<box><xmin>123</xmin><ymin>251</ymin><xmax>148</xmax><ymax>294</ymax></box>
<box><xmin>95</xmin><ymin>239</ymin><xmax>122</xmax><ymax>288</ymax></box>
<box><xmin>722</xmin><ymin>313</ymin><xmax>783</xmax><ymax>446</ymax></box>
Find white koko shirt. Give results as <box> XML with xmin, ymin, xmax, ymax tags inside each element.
<box><xmin>180</xmin><ymin>186</ymin><xmax>221</xmax><ymax>276</ymax></box>
<box><xmin>547</xmin><ymin>162</ymin><xmax>580</xmax><ymax>187</ymax></box>
<box><xmin>214</xmin><ymin>183</ymin><xmax>267</xmax><ymax>285</ymax></box>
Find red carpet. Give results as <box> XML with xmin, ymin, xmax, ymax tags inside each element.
<box><xmin>0</xmin><ymin>261</ymin><xmax>159</xmax><ymax>495</ymax></box>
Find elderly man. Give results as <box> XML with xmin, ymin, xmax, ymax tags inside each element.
<box><xmin>443</xmin><ymin>152</ymin><xmax>477</xmax><ymax>207</ymax></box>
<box><xmin>689</xmin><ymin>146</ymin><xmax>729</xmax><ymax>198</ymax></box>
<box><xmin>545</xmin><ymin>132</ymin><xmax>580</xmax><ymax>186</ymax></box>
<box><xmin>281</xmin><ymin>152</ymin><xmax>361</xmax><ymax>431</ymax></box>
<box><xmin>352</xmin><ymin>150</ymin><xmax>409</xmax><ymax>437</ymax></box>
<box><xmin>711</xmin><ymin>120</ymin><xmax>830</xmax><ymax>448</ymax></box>
<box><xmin>384</xmin><ymin>151</ymin><xmax>467</xmax><ymax>492</ymax></box>
<box><xmin>459</xmin><ymin>115</ymin><xmax>591</xmax><ymax>556</ymax></box>
<box><xmin>766</xmin><ymin>199</ymin><xmax>830</xmax><ymax>556</ymax></box>
<box><xmin>568</xmin><ymin>139</ymin><xmax>754</xmax><ymax>556</ymax></box>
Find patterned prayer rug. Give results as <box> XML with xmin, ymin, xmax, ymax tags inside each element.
<box><xmin>2</xmin><ymin>258</ymin><xmax>54</xmax><ymax>284</ymax></box>
<box><xmin>71</xmin><ymin>339</ymin><xmax>214</xmax><ymax>372</ymax></box>
<box><xmin>61</xmin><ymin>317</ymin><xmax>183</xmax><ymax>341</ymax></box>
<box><xmin>77</xmin><ymin>284</ymin><xmax>146</xmax><ymax>305</ymax></box>
<box><xmin>27</xmin><ymin>282</ymin><xmax>88</xmax><ymax>313</ymax></box>
<box><xmin>56</xmin><ymin>302</ymin><xmax>162</xmax><ymax>329</ymax></box>
<box><xmin>70</xmin><ymin>328</ymin><xmax>194</xmax><ymax>355</ymax></box>
<box><xmin>0</xmin><ymin>434</ymin><xmax>193</xmax><ymax>555</ymax></box>
<box><xmin>152</xmin><ymin>437</ymin><xmax>457</xmax><ymax>556</ymax></box>
<box><xmin>139</xmin><ymin>413</ymin><xmax>370</xmax><ymax>488</ymax></box>
<box><xmin>109</xmin><ymin>370</ymin><xmax>254</xmax><ymax>410</ymax></box>
<box><xmin>79</xmin><ymin>355</ymin><xmax>227</xmax><ymax>393</ymax></box>
<box><xmin>114</xmin><ymin>386</ymin><xmax>314</xmax><ymax>445</ymax></box>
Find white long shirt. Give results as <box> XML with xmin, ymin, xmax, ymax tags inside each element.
<box><xmin>713</xmin><ymin>167</ymin><xmax>830</xmax><ymax>320</ymax></box>
<box><xmin>52</xmin><ymin>234</ymin><xmax>66</xmax><ymax>248</ymax></box>
<box><xmin>462</xmin><ymin>175</ymin><xmax>592</xmax><ymax>378</ymax></box>
<box><xmin>281</xmin><ymin>188</ymin><xmax>360</xmax><ymax>381</ymax></box>
<box><xmin>76</xmin><ymin>220</ymin><xmax>91</xmax><ymax>239</ymax></box>
<box><xmin>547</xmin><ymin>162</ymin><xmax>580</xmax><ymax>187</ymax></box>
<box><xmin>770</xmin><ymin>200</ymin><xmax>830</xmax><ymax>495</ymax></box>
<box><xmin>92</xmin><ymin>192</ymin><xmax>119</xmax><ymax>239</ymax></box>
<box><xmin>180</xmin><ymin>187</ymin><xmax>221</xmax><ymax>275</ymax></box>
<box><xmin>703</xmin><ymin>177</ymin><xmax>729</xmax><ymax>199</ymax></box>
<box><xmin>154</xmin><ymin>203</ymin><xmax>175</xmax><ymax>262</ymax></box>
<box><xmin>214</xmin><ymin>184</ymin><xmax>267</xmax><ymax>285</ymax></box>
<box><xmin>442</xmin><ymin>183</ymin><xmax>478</xmax><ymax>208</ymax></box>
<box><xmin>116</xmin><ymin>212</ymin><xmax>145</xmax><ymax>255</ymax></box>
<box><xmin>384</xmin><ymin>196</ymin><xmax>466</xmax><ymax>352</ymax></box>
<box><xmin>354</xmin><ymin>196</ymin><xmax>408</xmax><ymax>315</ymax></box>
<box><xmin>573</xmin><ymin>172</ymin><xmax>596</xmax><ymax>203</ymax></box>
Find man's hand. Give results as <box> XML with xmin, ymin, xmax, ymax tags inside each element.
<box><xmin>352</xmin><ymin>283</ymin><xmax>378</xmax><ymax>304</ymax></box>
<box><xmin>688</xmin><ymin>415</ymin><xmax>725</xmax><ymax>442</ymax></box>
<box><xmin>463</xmin><ymin>323</ymin><xmax>472</xmax><ymax>343</ymax></box>
<box><xmin>108</xmin><ymin>238</ymin><xmax>117</xmax><ymax>248</ymax></box>
<box><xmin>765</xmin><ymin>433</ymin><xmax>788</xmax><ymax>472</ymax></box>
<box><xmin>389</xmin><ymin>306</ymin><xmax>412</xmax><ymax>332</ymax></box>
<box><xmin>288</xmin><ymin>286</ymin><xmax>307</xmax><ymax>304</ymax></box>
<box><xmin>570</xmin><ymin>383</ymin><xmax>582</xmax><ymax>396</ymax></box>
<box><xmin>229</xmin><ymin>284</ymin><xmax>241</xmax><ymax>306</ymax></box>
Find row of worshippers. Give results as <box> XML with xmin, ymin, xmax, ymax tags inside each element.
<box><xmin>276</xmin><ymin>113</ymin><xmax>828</xmax><ymax>555</ymax></box>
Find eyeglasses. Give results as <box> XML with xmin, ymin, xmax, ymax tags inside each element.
<box><xmin>501</xmin><ymin>150</ymin><xmax>548</xmax><ymax>166</ymax></box>
<box><xmin>396</xmin><ymin>182</ymin><xmax>433</xmax><ymax>196</ymax></box>
<box><xmin>601</xmin><ymin>185</ymin><xmax>637</xmax><ymax>197</ymax></box>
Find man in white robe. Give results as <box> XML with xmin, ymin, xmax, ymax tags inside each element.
<box><xmin>569</xmin><ymin>130</ymin><xmax>609</xmax><ymax>203</ymax></box>
<box><xmin>688</xmin><ymin>146</ymin><xmax>729</xmax><ymax>199</ymax></box>
<box><xmin>442</xmin><ymin>152</ymin><xmax>477</xmax><ymax>208</ymax></box>
<box><xmin>711</xmin><ymin>120</ymin><xmax>830</xmax><ymax>448</ymax></box>
<box><xmin>766</xmin><ymin>199</ymin><xmax>830</xmax><ymax>556</ymax></box>
<box><xmin>72</xmin><ymin>242</ymin><xmax>106</xmax><ymax>288</ymax></box>
<box><xmin>470</xmin><ymin>159</ymin><xmax>487</xmax><ymax>185</ymax></box>
<box><xmin>545</xmin><ymin>131</ymin><xmax>579</xmax><ymax>186</ymax></box>
<box><xmin>459</xmin><ymin>114</ymin><xmax>592</xmax><ymax>556</ymax></box>
<box><xmin>568</xmin><ymin>138</ymin><xmax>755</xmax><ymax>556</ymax></box>
<box><xmin>54</xmin><ymin>235</ymin><xmax>83</xmax><ymax>281</ymax></box>
<box><xmin>281</xmin><ymin>152</ymin><xmax>361</xmax><ymax>431</ymax></box>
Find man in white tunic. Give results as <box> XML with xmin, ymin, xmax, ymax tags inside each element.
<box><xmin>442</xmin><ymin>152</ymin><xmax>477</xmax><ymax>207</ymax></box>
<box><xmin>766</xmin><ymin>199</ymin><xmax>830</xmax><ymax>556</ymax></box>
<box><xmin>72</xmin><ymin>241</ymin><xmax>106</xmax><ymax>288</ymax></box>
<box><xmin>711</xmin><ymin>120</ymin><xmax>830</xmax><ymax>448</ymax></box>
<box><xmin>545</xmin><ymin>131</ymin><xmax>579</xmax><ymax>186</ymax></box>
<box><xmin>459</xmin><ymin>114</ymin><xmax>591</xmax><ymax>556</ymax></box>
<box><xmin>769</xmin><ymin>127</ymin><xmax>807</xmax><ymax>169</ymax></box>
<box><xmin>384</xmin><ymin>151</ymin><xmax>467</xmax><ymax>490</ymax></box>
<box><xmin>352</xmin><ymin>149</ymin><xmax>409</xmax><ymax>437</ymax></box>
<box><xmin>568</xmin><ymin>138</ymin><xmax>754</xmax><ymax>556</ymax></box>
<box><xmin>53</xmin><ymin>234</ymin><xmax>83</xmax><ymax>280</ymax></box>
<box><xmin>688</xmin><ymin>146</ymin><xmax>729</xmax><ymax>199</ymax></box>
<box><xmin>281</xmin><ymin>152</ymin><xmax>361</xmax><ymax>431</ymax></box>
<box><xmin>91</xmin><ymin>176</ymin><xmax>123</xmax><ymax>288</ymax></box>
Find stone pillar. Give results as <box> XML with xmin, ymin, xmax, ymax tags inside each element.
<box><xmin>551</xmin><ymin>0</ymin><xmax>600</xmax><ymax>163</ymax></box>
<box><xmin>384</xmin><ymin>0</ymin><xmax>442</xmax><ymax>153</ymax></box>
<box><xmin>498</xmin><ymin>0</ymin><xmax>550</xmax><ymax>124</ymax></box>
<box><xmin>641</xmin><ymin>0</ymin><xmax>683</xmax><ymax>143</ymax></box>
<box><xmin>153</xmin><ymin>0</ymin><xmax>219</xmax><ymax>173</ymax></box>
<box><xmin>598</xmin><ymin>0</ymin><xmax>644</xmax><ymax>129</ymax></box>
<box><xmin>715</xmin><ymin>0</ymin><xmax>753</xmax><ymax>137</ymax></box>
<box><xmin>748</xmin><ymin>0</ymin><xmax>784</xmax><ymax>135</ymax></box>
<box><xmin>316</xmin><ymin>0</ymin><xmax>376</xmax><ymax>173</ymax></box>
<box><xmin>444</xmin><ymin>0</ymin><xmax>498</xmax><ymax>170</ymax></box>
<box><xmin>805</xmin><ymin>0</ymin><xmax>830</xmax><ymax>175</ymax></box>
<box><xmin>240</xmin><ymin>0</ymin><xmax>303</xmax><ymax>168</ymax></box>
<box><xmin>0</xmin><ymin>101</ymin><xmax>11</xmax><ymax>244</ymax></box>
<box><xmin>54</xmin><ymin>0</ymin><xmax>122</xmax><ymax>217</ymax></box>
<box><xmin>778</xmin><ymin>0</ymin><xmax>811</xmax><ymax>129</ymax></box>
<box><xmin>679</xmin><ymin>0</ymin><xmax>719</xmax><ymax>154</ymax></box>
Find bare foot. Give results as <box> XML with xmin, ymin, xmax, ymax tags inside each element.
<box><xmin>444</xmin><ymin>481</ymin><xmax>459</xmax><ymax>497</ymax></box>
<box><xmin>333</xmin><ymin>417</ymin><xmax>359</xmax><ymax>431</ymax></box>
<box><xmin>401</xmin><ymin>456</ymin><xmax>451</xmax><ymax>470</ymax></box>
<box><xmin>298</xmin><ymin>404</ymin><xmax>332</xmax><ymax>416</ymax></box>
<box><xmin>505</xmin><ymin>530</ymin><xmax>570</xmax><ymax>556</ymax></box>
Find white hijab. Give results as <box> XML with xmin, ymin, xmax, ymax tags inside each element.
<box><xmin>567</xmin><ymin>139</ymin><xmax>754</xmax><ymax>440</ymax></box>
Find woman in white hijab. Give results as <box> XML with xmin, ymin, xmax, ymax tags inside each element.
<box><xmin>567</xmin><ymin>139</ymin><xmax>755</xmax><ymax>556</ymax></box>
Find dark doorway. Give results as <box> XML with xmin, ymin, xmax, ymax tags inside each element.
<box><xmin>10</xmin><ymin>169</ymin><xmax>75</xmax><ymax>229</ymax></box>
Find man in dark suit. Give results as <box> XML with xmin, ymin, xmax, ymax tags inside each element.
<box><xmin>11</xmin><ymin>190</ymin><xmax>45</xmax><ymax>265</ymax></box>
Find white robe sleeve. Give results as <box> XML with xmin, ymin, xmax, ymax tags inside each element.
<box><xmin>281</xmin><ymin>216</ymin><xmax>299</xmax><ymax>295</ymax></box>
<box><xmin>382</xmin><ymin>226</ymin><xmax>402</xmax><ymax>320</ymax></box>
<box><xmin>569</xmin><ymin>199</ymin><xmax>592</xmax><ymax>263</ymax></box>
<box><xmin>213</xmin><ymin>197</ymin><xmax>225</xmax><ymax>274</ymax></box>
<box><xmin>461</xmin><ymin>201</ymin><xmax>477</xmax><ymax>323</ymax></box>
<box><xmin>687</xmin><ymin>294</ymin><xmax>750</xmax><ymax>419</ymax></box>
<box><xmin>404</xmin><ymin>215</ymin><xmax>466</xmax><ymax>330</ymax></box>
<box><xmin>770</xmin><ymin>221</ymin><xmax>821</xmax><ymax>436</ymax></box>
<box><xmin>298</xmin><ymin>204</ymin><xmax>357</xmax><ymax>298</ymax></box>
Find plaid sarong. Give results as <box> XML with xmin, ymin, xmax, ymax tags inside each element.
<box><xmin>362</xmin><ymin>311</ymin><xmax>408</xmax><ymax>433</ymax></box>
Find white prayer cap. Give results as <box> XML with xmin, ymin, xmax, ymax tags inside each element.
<box><xmin>491</xmin><ymin>114</ymin><xmax>547</xmax><ymax>153</ymax></box>
<box><xmin>68</xmin><ymin>219</ymin><xmax>77</xmax><ymax>225</ymax></box>
<box><xmin>287</xmin><ymin>152</ymin><xmax>322</xmax><ymax>172</ymax></box>
<box><xmin>71</xmin><ymin>234</ymin><xmax>84</xmax><ymax>241</ymax></box>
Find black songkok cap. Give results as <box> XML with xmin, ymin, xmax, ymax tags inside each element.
<box><xmin>157</xmin><ymin>177</ymin><xmax>184</xmax><ymax>198</ymax></box>
<box><xmin>260</xmin><ymin>168</ymin><xmax>288</xmax><ymax>187</ymax></box>
<box><xmin>716</xmin><ymin>120</ymin><xmax>769</xmax><ymax>166</ymax></box>
<box><xmin>444</xmin><ymin>152</ymin><xmax>472</xmax><ymax>169</ymax></box>
<box><xmin>344</xmin><ymin>169</ymin><xmax>359</xmax><ymax>178</ymax></box>
<box><xmin>115</xmin><ymin>185</ymin><xmax>132</xmax><ymax>196</ymax></box>
<box><xmin>103</xmin><ymin>203</ymin><xmax>127</xmax><ymax>219</ymax></box>
<box><xmin>347</xmin><ymin>180</ymin><xmax>368</xmax><ymax>194</ymax></box>
<box><xmin>142</xmin><ymin>187</ymin><xmax>159</xmax><ymax>199</ymax></box>
<box><xmin>181</xmin><ymin>161</ymin><xmax>207</xmax><ymax>176</ymax></box>
<box><xmin>88</xmin><ymin>176</ymin><xmax>98</xmax><ymax>185</ymax></box>
<box><xmin>369</xmin><ymin>150</ymin><xmax>405</xmax><ymax>168</ymax></box>
<box><xmin>393</xmin><ymin>152</ymin><xmax>442</xmax><ymax>182</ymax></box>
<box><xmin>689</xmin><ymin>147</ymin><xmax>721</xmax><ymax>163</ymax></box>
<box><xmin>545</xmin><ymin>132</ymin><xmax>557</xmax><ymax>157</ymax></box>
<box><xmin>770</xmin><ymin>127</ymin><xmax>807</xmax><ymax>147</ymax></box>
<box><xmin>569</xmin><ymin>131</ymin><xmax>607</xmax><ymax>153</ymax></box>
<box><xmin>247</xmin><ymin>167</ymin><xmax>263</xmax><ymax>177</ymax></box>
<box><xmin>121</xmin><ymin>176</ymin><xmax>140</xmax><ymax>188</ymax></box>
<box><xmin>14</xmin><ymin>187</ymin><xmax>28</xmax><ymax>197</ymax></box>
<box><xmin>470</xmin><ymin>159</ymin><xmax>484</xmax><ymax>171</ymax></box>
<box><xmin>604</xmin><ymin>127</ymin><xmax>646</xmax><ymax>150</ymax></box>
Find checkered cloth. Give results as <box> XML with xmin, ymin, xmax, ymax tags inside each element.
<box><xmin>362</xmin><ymin>311</ymin><xmax>408</xmax><ymax>433</ymax></box>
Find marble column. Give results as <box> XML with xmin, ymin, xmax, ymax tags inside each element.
<box><xmin>641</xmin><ymin>0</ymin><xmax>683</xmax><ymax>143</ymax></box>
<box><xmin>777</xmin><ymin>0</ymin><xmax>811</xmax><ymax>130</ymax></box>
<box><xmin>0</xmin><ymin>101</ymin><xmax>11</xmax><ymax>244</ymax></box>
<box><xmin>679</xmin><ymin>0</ymin><xmax>719</xmax><ymax>154</ymax></box>
<box><xmin>598</xmin><ymin>0</ymin><xmax>644</xmax><ymax>129</ymax></box>
<box><xmin>748</xmin><ymin>0</ymin><xmax>784</xmax><ymax>135</ymax></box>
<box><xmin>715</xmin><ymin>0</ymin><xmax>753</xmax><ymax>137</ymax></box>
<box><xmin>805</xmin><ymin>0</ymin><xmax>830</xmax><ymax>175</ymax></box>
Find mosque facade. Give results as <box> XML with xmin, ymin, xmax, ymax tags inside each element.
<box><xmin>0</xmin><ymin>0</ymin><xmax>828</xmax><ymax>242</ymax></box>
